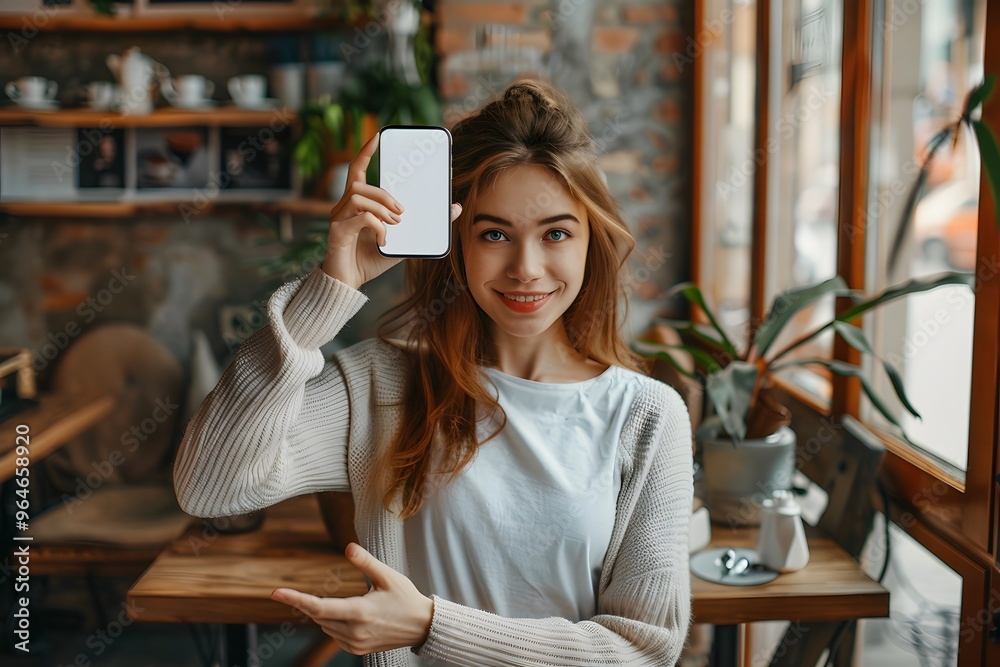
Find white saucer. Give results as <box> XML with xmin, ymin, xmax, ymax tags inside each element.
<box><xmin>169</xmin><ymin>98</ymin><xmax>215</xmax><ymax>111</ymax></box>
<box><xmin>232</xmin><ymin>97</ymin><xmax>281</xmax><ymax>111</ymax></box>
<box><xmin>15</xmin><ymin>98</ymin><xmax>59</xmax><ymax>111</ymax></box>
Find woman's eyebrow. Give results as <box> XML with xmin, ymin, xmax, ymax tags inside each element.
<box><xmin>472</xmin><ymin>213</ymin><xmax>581</xmax><ymax>226</ymax></box>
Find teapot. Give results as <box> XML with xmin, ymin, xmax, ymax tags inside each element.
<box><xmin>106</xmin><ymin>47</ymin><xmax>168</xmax><ymax>115</ymax></box>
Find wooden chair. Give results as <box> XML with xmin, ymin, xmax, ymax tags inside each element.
<box><xmin>31</xmin><ymin>324</ymin><xmax>195</xmax><ymax>628</ymax></box>
<box><xmin>765</xmin><ymin>413</ymin><xmax>886</xmax><ymax>667</ymax></box>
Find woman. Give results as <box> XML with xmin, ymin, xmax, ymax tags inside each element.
<box><xmin>173</xmin><ymin>80</ymin><xmax>693</xmax><ymax>666</ymax></box>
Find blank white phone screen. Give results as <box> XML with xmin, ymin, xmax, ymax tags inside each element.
<box><xmin>378</xmin><ymin>126</ymin><xmax>452</xmax><ymax>258</ymax></box>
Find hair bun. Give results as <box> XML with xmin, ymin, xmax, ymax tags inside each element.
<box><xmin>504</xmin><ymin>80</ymin><xmax>560</xmax><ymax>111</ymax></box>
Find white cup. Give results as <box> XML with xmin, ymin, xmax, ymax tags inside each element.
<box><xmin>5</xmin><ymin>76</ymin><xmax>57</xmax><ymax>103</ymax></box>
<box><xmin>86</xmin><ymin>81</ymin><xmax>116</xmax><ymax>109</ymax></box>
<box><xmin>228</xmin><ymin>75</ymin><xmax>266</xmax><ymax>107</ymax></box>
<box><xmin>269</xmin><ymin>64</ymin><xmax>305</xmax><ymax>110</ymax></box>
<box><xmin>168</xmin><ymin>75</ymin><xmax>214</xmax><ymax>104</ymax></box>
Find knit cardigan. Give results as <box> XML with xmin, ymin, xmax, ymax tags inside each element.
<box><xmin>172</xmin><ymin>267</ymin><xmax>695</xmax><ymax>667</ymax></box>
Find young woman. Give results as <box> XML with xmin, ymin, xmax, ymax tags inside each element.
<box><xmin>173</xmin><ymin>80</ymin><xmax>694</xmax><ymax>667</ymax></box>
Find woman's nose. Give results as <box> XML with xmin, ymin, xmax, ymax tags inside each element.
<box><xmin>506</xmin><ymin>242</ymin><xmax>545</xmax><ymax>282</ymax></box>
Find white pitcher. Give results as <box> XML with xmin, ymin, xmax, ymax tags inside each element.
<box><xmin>106</xmin><ymin>47</ymin><xmax>167</xmax><ymax>115</ymax></box>
<box><xmin>755</xmin><ymin>490</ymin><xmax>810</xmax><ymax>572</ymax></box>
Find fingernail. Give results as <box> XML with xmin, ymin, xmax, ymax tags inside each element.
<box><xmin>395</xmin><ymin>203</ymin><xmax>404</xmax><ymax>212</ymax></box>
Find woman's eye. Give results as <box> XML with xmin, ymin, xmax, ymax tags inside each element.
<box><xmin>547</xmin><ymin>230</ymin><xmax>569</xmax><ymax>241</ymax></box>
<box><xmin>483</xmin><ymin>230</ymin><xmax>506</xmax><ymax>242</ymax></box>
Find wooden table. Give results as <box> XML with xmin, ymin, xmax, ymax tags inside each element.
<box><xmin>128</xmin><ymin>493</ymin><xmax>368</xmax><ymax>624</ymax></box>
<box><xmin>694</xmin><ymin>523</ymin><xmax>889</xmax><ymax>666</ymax></box>
<box><xmin>0</xmin><ymin>392</ymin><xmax>116</xmax><ymax>481</ymax></box>
<box><xmin>128</xmin><ymin>493</ymin><xmax>367</xmax><ymax>667</ymax></box>
<box><xmin>128</xmin><ymin>493</ymin><xmax>888</xmax><ymax>667</ymax></box>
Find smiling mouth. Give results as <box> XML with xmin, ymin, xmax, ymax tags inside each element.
<box><xmin>497</xmin><ymin>291</ymin><xmax>555</xmax><ymax>302</ymax></box>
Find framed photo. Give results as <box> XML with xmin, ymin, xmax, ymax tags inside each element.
<box><xmin>135</xmin><ymin>127</ymin><xmax>209</xmax><ymax>190</ymax></box>
<box><xmin>219</xmin><ymin>125</ymin><xmax>292</xmax><ymax>191</ymax></box>
<box><xmin>0</xmin><ymin>1</ymin><xmax>86</xmax><ymax>16</ymax></box>
<box><xmin>77</xmin><ymin>127</ymin><xmax>126</xmax><ymax>190</ymax></box>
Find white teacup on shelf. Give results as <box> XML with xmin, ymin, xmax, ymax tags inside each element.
<box><xmin>6</xmin><ymin>76</ymin><xmax>58</xmax><ymax>108</ymax></box>
<box><xmin>228</xmin><ymin>75</ymin><xmax>265</xmax><ymax>106</ymax></box>
<box><xmin>162</xmin><ymin>75</ymin><xmax>215</xmax><ymax>109</ymax></box>
<box><xmin>86</xmin><ymin>81</ymin><xmax>117</xmax><ymax>110</ymax></box>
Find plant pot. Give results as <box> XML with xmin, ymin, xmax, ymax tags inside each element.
<box><xmin>695</xmin><ymin>417</ymin><xmax>796</xmax><ymax>528</ymax></box>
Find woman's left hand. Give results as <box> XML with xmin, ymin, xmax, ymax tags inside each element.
<box><xmin>271</xmin><ymin>542</ymin><xmax>434</xmax><ymax>655</ymax></box>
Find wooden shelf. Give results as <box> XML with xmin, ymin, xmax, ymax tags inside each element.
<box><xmin>0</xmin><ymin>106</ymin><xmax>298</xmax><ymax>128</ymax></box>
<box><xmin>0</xmin><ymin>198</ymin><xmax>337</xmax><ymax>219</ymax></box>
<box><xmin>0</xmin><ymin>14</ymin><xmax>345</xmax><ymax>33</ymax></box>
<box><xmin>262</xmin><ymin>198</ymin><xmax>334</xmax><ymax>217</ymax></box>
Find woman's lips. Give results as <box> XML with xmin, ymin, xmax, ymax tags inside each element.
<box><xmin>495</xmin><ymin>290</ymin><xmax>554</xmax><ymax>313</ymax></box>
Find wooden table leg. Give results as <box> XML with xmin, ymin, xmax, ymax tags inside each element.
<box><xmin>225</xmin><ymin>623</ymin><xmax>252</xmax><ymax>666</ymax></box>
<box><xmin>710</xmin><ymin>624</ymin><xmax>739</xmax><ymax>667</ymax></box>
<box><xmin>299</xmin><ymin>635</ymin><xmax>342</xmax><ymax>667</ymax></box>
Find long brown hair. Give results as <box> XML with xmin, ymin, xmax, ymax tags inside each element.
<box><xmin>374</xmin><ymin>79</ymin><xmax>653</xmax><ymax>519</ymax></box>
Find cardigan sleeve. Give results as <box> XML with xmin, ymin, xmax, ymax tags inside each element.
<box><xmin>172</xmin><ymin>267</ymin><xmax>369</xmax><ymax>518</ymax></box>
<box><xmin>412</xmin><ymin>385</ymin><xmax>695</xmax><ymax>666</ymax></box>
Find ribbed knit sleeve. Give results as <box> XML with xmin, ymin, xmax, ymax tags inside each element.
<box><xmin>172</xmin><ymin>268</ymin><xmax>370</xmax><ymax>518</ymax></box>
<box><xmin>413</xmin><ymin>384</ymin><xmax>695</xmax><ymax>666</ymax></box>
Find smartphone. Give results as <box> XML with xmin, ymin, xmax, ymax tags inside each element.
<box><xmin>377</xmin><ymin>125</ymin><xmax>453</xmax><ymax>258</ymax></box>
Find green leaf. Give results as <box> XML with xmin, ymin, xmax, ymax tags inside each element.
<box><xmin>837</xmin><ymin>272</ymin><xmax>975</xmax><ymax>322</ymax></box>
<box><xmin>881</xmin><ymin>359</ymin><xmax>921</xmax><ymax>419</ymax></box>
<box><xmin>705</xmin><ymin>361</ymin><xmax>758</xmax><ymax>441</ymax></box>
<box><xmin>666</xmin><ymin>282</ymin><xmax>739</xmax><ymax>358</ymax></box>
<box><xmin>774</xmin><ymin>358</ymin><xmax>917</xmax><ymax>443</ymax></box>
<box><xmin>754</xmin><ymin>276</ymin><xmax>847</xmax><ymax>358</ymax></box>
<box><xmin>832</xmin><ymin>321</ymin><xmax>874</xmax><ymax>355</ymax></box>
<box><xmin>965</xmin><ymin>75</ymin><xmax>995</xmax><ymax>117</ymax></box>
<box><xmin>973</xmin><ymin>119</ymin><xmax>1000</xmax><ymax>229</ymax></box>
<box><xmin>829</xmin><ymin>323</ymin><xmax>921</xmax><ymax>419</ymax></box>
<box><xmin>632</xmin><ymin>340</ymin><xmax>722</xmax><ymax>374</ymax></box>
<box><xmin>628</xmin><ymin>343</ymin><xmax>700</xmax><ymax>382</ymax></box>
<box><xmin>323</xmin><ymin>104</ymin><xmax>345</xmax><ymax>150</ymax></box>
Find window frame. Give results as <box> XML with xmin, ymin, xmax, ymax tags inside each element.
<box><xmin>693</xmin><ymin>0</ymin><xmax>1000</xmax><ymax>660</ymax></box>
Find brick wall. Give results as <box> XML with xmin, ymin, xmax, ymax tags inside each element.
<box><xmin>0</xmin><ymin>1</ymin><xmax>694</xmax><ymax>386</ymax></box>
<box><xmin>433</xmin><ymin>0</ymin><xmax>693</xmax><ymax>337</ymax></box>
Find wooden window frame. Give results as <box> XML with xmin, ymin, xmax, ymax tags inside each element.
<box><xmin>693</xmin><ymin>0</ymin><xmax>1000</xmax><ymax>660</ymax></box>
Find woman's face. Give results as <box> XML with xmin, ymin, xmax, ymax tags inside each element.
<box><xmin>463</xmin><ymin>164</ymin><xmax>590</xmax><ymax>339</ymax></box>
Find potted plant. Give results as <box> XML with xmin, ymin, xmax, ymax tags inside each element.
<box><xmin>632</xmin><ymin>272</ymin><xmax>974</xmax><ymax>527</ymax></box>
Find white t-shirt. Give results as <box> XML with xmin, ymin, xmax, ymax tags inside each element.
<box><xmin>403</xmin><ymin>363</ymin><xmax>644</xmax><ymax>631</ymax></box>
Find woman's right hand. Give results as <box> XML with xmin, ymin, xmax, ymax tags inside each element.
<box><xmin>321</xmin><ymin>132</ymin><xmax>462</xmax><ymax>290</ymax></box>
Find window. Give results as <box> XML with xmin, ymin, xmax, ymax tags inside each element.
<box><xmin>765</xmin><ymin>0</ymin><xmax>844</xmax><ymax>401</ymax></box>
<box><xmin>694</xmin><ymin>0</ymin><xmax>999</xmax><ymax>660</ymax></box>
<box><xmin>863</xmin><ymin>0</ymin><xmax>985</xmax><ymax>474</ymax></box>
<box><xmin>697</xmin><ymin>0</ymin><xmax>757</xmax><ymax>346</ymax></box>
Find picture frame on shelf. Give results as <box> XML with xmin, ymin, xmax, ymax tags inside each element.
<box><xmin>219</xmin><ymin>125</ymin><xmax>292</xmax><ymax>192</ymax></box>
<box><xmin>77</xmin><ymin>127</ymin><xmax>126</xmax><ymax>190</ymax></box>
<box><xmin>0</xmin><ymin>0</ymin><xmax>87</xmax><ymax>17</ymax></box>
<box><xmin>135</xmin><ymin>127</ymin><xmax>209</xmax><ymax>190</ymax></box>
